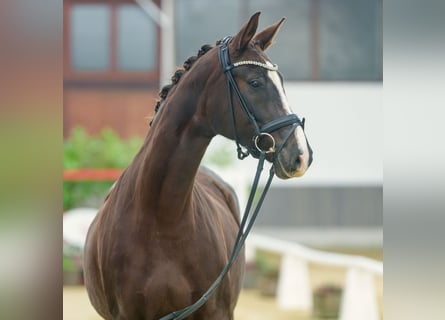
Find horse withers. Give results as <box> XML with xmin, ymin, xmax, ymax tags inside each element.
<box><xmin>84</xmin><ymin>12</ymin><xmax>313</xmax><ymax>320</ymax></box>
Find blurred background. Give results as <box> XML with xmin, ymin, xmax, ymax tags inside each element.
<box><xmin>63</xmin><ymin>0</ymin><xmax>382</xmax><ymax>319</ymax></box>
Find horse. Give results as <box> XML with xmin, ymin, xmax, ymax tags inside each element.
<box><xmin>84</xmin><ymin>12</ymin><xmax>313</xmax><ymax>320</ymax></box>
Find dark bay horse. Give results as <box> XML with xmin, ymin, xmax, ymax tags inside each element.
<box><xmin>84</xmin><ymin>12</ymin><xmax>313</xmax><ymax>320</ymax></box>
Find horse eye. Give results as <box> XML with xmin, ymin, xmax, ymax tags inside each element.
<box><xmin>249</xmin><ymin>79</ymin><xmax>261</xmax><ymax>88</ymax></box>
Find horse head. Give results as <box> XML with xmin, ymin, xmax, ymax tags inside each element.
<box><xmin>201</xmin><ymin>12</ymin><xmax>313</xmax><ymax>179</ymax></box>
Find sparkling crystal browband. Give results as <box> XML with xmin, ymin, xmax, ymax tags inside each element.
<box><xmin>233</xmin><ymin>60</ymin><xmax>279</xmax><ymax>71</ymax></box>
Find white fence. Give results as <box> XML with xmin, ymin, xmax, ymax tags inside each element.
<box><xmin>246</xmin><ymin>234</ymin><xmax>383</xmax><ymax>320</ymax></box>
<box><xmin>64</xmin><ymin>208</ymin><xmax>382</xmax><ymax>319</ymax></box>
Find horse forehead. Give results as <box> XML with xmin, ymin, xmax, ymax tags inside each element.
<box><xmin>236</xmin><ymin>51</ymin><xmax>291</xmax><ymax>112</ymax></box>
<box><xmin>261</xmin><ymin>60</ymin><xmax>292</xmax><ymax>113</ymax></box>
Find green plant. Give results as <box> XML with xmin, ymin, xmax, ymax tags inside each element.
<box><xmin>63</xmin><ymin>127</ymin><xmax>143</xmax><ymax>210</ymax></box>
<box><xmin>63</xmin><ymin>127</ymin><xmax>237</xmax><ymax>210</ymax></box>
<box><xmin>255</xmin><ymin>251</ymin><xmax>281</xmax><ymax>296</ymax></box>
<box><xmin>64</xmin><ymin>127</ymin><xmax>142</xmax><ymax>170</ymax></box>
<box><xmin>201</xmin><ymin>138</ymin><xmax>235</xmax><ymax>168</ymax></box>
<box><xmin>255</xmin><ymin>250</ymin><xmax>280</xmax><ymax>277</ymax></box>
<box><xmin>313</xmin><ymin>284</ymin><xmax>343</xmax><ymax>318</ymax></box>
<box><xmin>63</xmin><ymin>255</ymin><xmax>76</xmax><ymax>272</ymax></box>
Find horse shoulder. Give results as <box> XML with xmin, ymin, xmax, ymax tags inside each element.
<box><xmin>83</xmin><ymin>207</ymin><xmax>115</xmax><ymax>320</ymax></box>
<box><xmin>196</xmin><ymin>166</ymin><xmax>240</xmax><ymax>224</ymax></box>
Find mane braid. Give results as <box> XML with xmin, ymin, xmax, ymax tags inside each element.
<box><xmin>149</xmin><ymin>42</ymin><xmax>219</xmax><ymax>126</ymax></box>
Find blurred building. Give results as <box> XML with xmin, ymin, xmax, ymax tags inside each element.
<box><xmin>63</xmin><ymin>0</ymin><xmax>164</xmax><ymax>138</ymax></box>
<box><xmin>63</xmin><ymin>0</ymin><xmax>381</xmax><ymax>137</ymax></box>
<box><xmin>64</xmin><ymin>0</ymin><xmax>383</xmax><ymax>245</ymax></box>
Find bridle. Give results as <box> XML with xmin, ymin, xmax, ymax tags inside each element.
<box><xmin>159</xmin><ymin>36</ymin><xmax>307</xmax><ymax>320</ymax></box>
<box><xmin>218</xmin><ymin>36</ymin><xmax>305</xmax><ymax>160</ymax></box>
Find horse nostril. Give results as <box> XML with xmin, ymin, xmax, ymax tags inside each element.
<box><xmin>292</xmin><ymin>156</ymin><xmax>301</xmax><ymax>172</ymax></box>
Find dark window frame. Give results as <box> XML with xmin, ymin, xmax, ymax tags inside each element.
<box><xmin>63</xmin><ymin>0</ymin><xmax>161</xmax><ymax>85</ymax></box>
<box><xmin>174</xmin><ymin>0</ymin><xmax>382</xmax><ymax>82</ymax></box>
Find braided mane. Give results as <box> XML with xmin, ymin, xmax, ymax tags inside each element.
<box><xmin>150</xmin><ymin>41</ymin><xmax>222</xmax><ymax>126</ymax></box>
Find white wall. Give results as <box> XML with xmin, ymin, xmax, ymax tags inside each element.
<box><xmin>284</xmin><ymin>82</ymin><xmax>383</xmax><ymax>186</ymax></box>
<box><xmin>205</xmin><ymin>82</ymin><xmax>383</xmax><ymax>188</ymax></box>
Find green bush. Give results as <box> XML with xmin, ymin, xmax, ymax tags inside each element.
<box><xmin>63</xmin><ymin>127</ymin><xmax>142</xmax><ymax>210</ymax></box>
<box><xmin>63</xmin><ymin>127</ymin><xmax>235</xmax><ymax>211</ymax></box>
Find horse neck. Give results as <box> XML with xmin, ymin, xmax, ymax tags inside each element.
<box><xmin>131</xmin><ymin>71</ymin><xmax>215</xmax><ymax>224</ymax></box>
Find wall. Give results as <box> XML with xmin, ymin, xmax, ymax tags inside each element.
<box><xmin>63</xmin><ymin>86</ymin><xmax>157</xmax><ymax>138</ymax></box>
<box><xmin>205</xmin><ymin>82</ymin><xmax>383</xmax><ymax>231</ymax></box>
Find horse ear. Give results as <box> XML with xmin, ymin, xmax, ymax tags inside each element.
<box><xmin>230</xmin><ymin>12</ymin><xmax>261</xmax><ymax>54</ymax></box>
<box><xmin>253</xmin><ymin>17</ymin><xmax>285</xmax><ymax>51</ymax></box>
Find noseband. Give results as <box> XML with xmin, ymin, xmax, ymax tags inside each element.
<box><xmin>159</xmin><ymin>36</ymin><xmax>307</xmax><ymax>320</ymax></box>
<box><xmin>218</xmin><ymin>36</ymin><xmax>305</xmax><ymax>160</ymax></box>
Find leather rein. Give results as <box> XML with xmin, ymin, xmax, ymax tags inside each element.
<box><xmin>159</xmin><ymin>36</ymin><xmax>304</xmax><ymax>320</ymax></box>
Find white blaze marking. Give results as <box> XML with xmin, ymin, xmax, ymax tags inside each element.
<box><xmin>265</xmin><ymin>61</ymin><xmax>292</xmax><ymax>114</ymax></box>
<box><xmin>265</xmin><ymin>60</ymin><xmax>310</xmax><ymax>175</ymax></box>
<box><xmin>295</xmin><ymin>126</ymin><xmax>310</xmax><ymax>173</ymax></box>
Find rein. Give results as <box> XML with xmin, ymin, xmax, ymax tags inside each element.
<box><xmin>159</xmin><ymin>36</ymin><xmax>304</xmax><ymax>320</ymax></box>
<box><xmin>160</xmin><ymin>153</ymin><xmax>273</xmax><ymax>320</ymax></box>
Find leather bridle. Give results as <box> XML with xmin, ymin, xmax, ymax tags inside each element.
<box><xmin>218</xmin><ymin>36</ymin><xmax>305</xmax><ymax>161</ymax></box>
<box><xmin>159</xmin><ymin>36</ymin><xmax>307</xmax><ymax>320</ymax></box>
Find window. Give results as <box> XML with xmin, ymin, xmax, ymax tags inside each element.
<box><xmin>248</xmin><ymin>0</ymin><xmax>312</xmax><ymax>80</ymax></box>
<box><xmin>71</xmin><ymin>4</ymin><xmax>111</xmax><ymax>71</ymax></box>
<box><xmin>117</xmin><ymin>5</ymin><xmax>157</xmax><ymax>71</ymax></box>
<box><xmin>64</xmin><ymin>0</ymin><xmax>160</xmax><ymax>84</ymax></box>
<box><xmin>175</xmin><ymin>0</ymin><xmax>382</xmax><ymax>81</ymax></box>
<box><xmin>319</xmin><ymin>0</ymin><xmax>382</xmax><ymax>80</ymax></box>
<box><xmin>175</xmin><ymin>0</ymin><xmax>239</xmax><ymax>64</ymax></box>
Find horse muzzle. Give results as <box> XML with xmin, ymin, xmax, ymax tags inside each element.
<box><xmin>248</xmin><ymin>114</ymin><xmax>313</xmax><ymax>179</ymax></box>
<box><xmin>273</xmin><ymin>125</ymin><xmax>313</xmax><ymax>179</ymax></box>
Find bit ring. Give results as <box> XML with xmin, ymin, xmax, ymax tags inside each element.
<box><xmin>254</xmin><ymin>133</ymin><xmax>276</xmax><ymax>154</ymax></box>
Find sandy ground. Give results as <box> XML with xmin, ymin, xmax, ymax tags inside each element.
<box><xmin>64</xmin><ymin>250</ymin><xmax>382</xmax><ymax>319</ymax></box>
<box><xmin>63</xmin><ymin>270</ymin><xmax>382</xmax><ymax>320</ymax></box>
<box><xmin>63</xmin><ymin>286</ymin><xmax>311</xmax><ymax>320</ymax></box>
